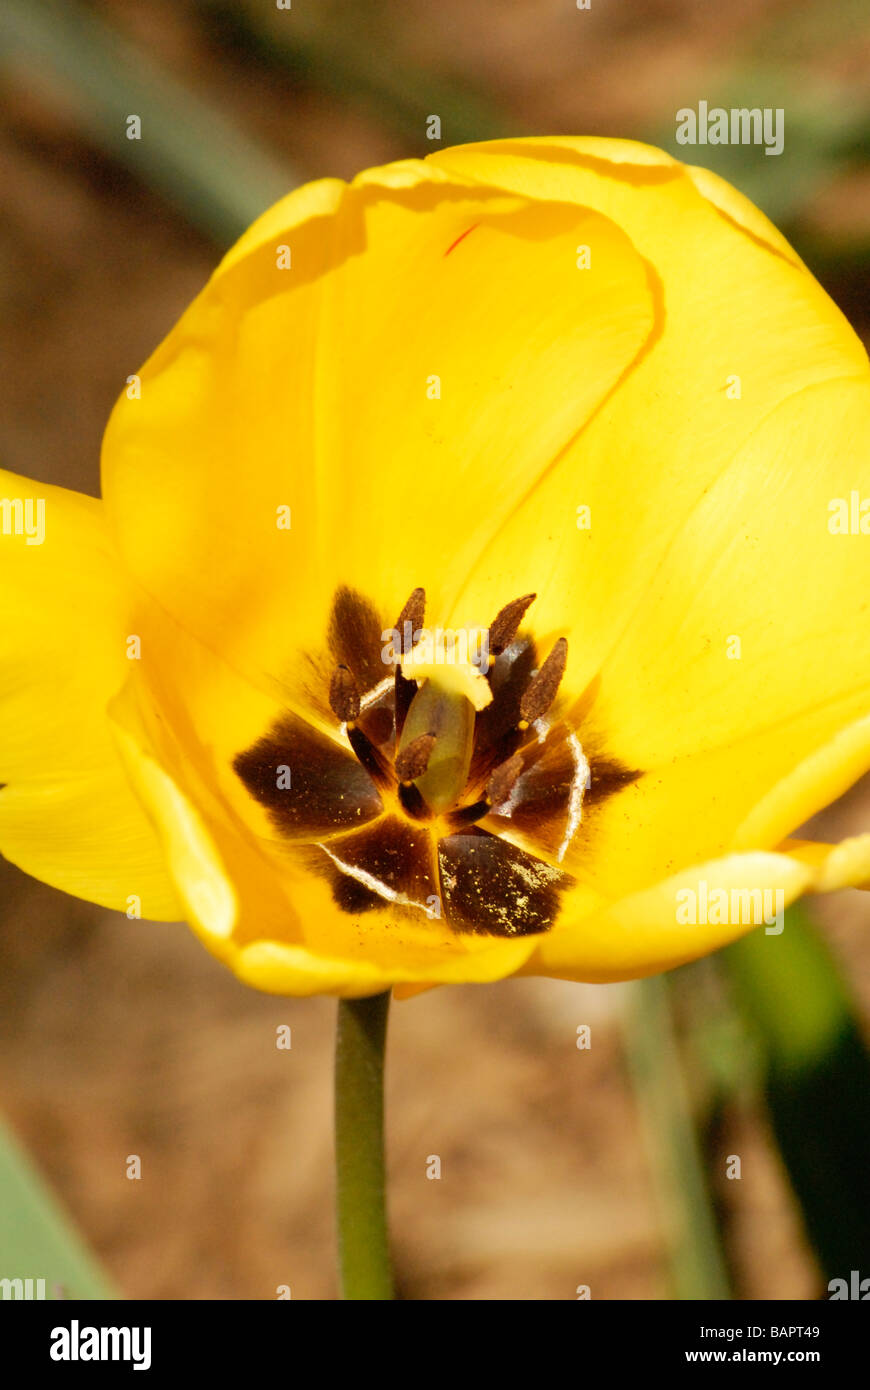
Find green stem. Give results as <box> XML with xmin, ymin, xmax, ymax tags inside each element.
<box><xmin>334</xmin><ymin>990</ymin><xmax>393</xmax><ymax>1300</ymax></box>
<box><xmin>624</xmin><ymin>976</ymin><xmax>731</xmax><ymax>1300</ymax></box>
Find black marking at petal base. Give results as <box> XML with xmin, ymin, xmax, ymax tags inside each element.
<box><xmin>486</xmin><ymin>732</ymin><xmax>640</xmax><ymax>853</ymax></box>
<box><xmin>330</xmin><ymin>874</ymin><xmax>383</xmax><ymax>914</ymax></box>
<box><xmin>311</xmin><ymin>816</ymin><xmax>439</xmax><ymax>915</ymax></box>
<box><xmin>328</xmin><ymin>586</ymin><xmax>386</xmax><ymax>693</ymax></box>
<box><xmin>233</xmin><ymin>713</ymin><xmax>383</xmax><ymax>838</ymax></box>
<box><xmin>583</xmin><ymin>756</ymin><xmax>641</xmax><ymax>806</ymax></box>
<box><xmin>486</xmin><ymin>723</ymin><xmax>582</xmax><ymax>856</ymax></box>
<box><xmin>329</xmin><ymin>664</ymin><xmax>360</xmax><ymax>723</ymax></box>
<box><xmin>438</xmin><ymin>827</ymin><xmax>573</xmax><ymax>937</ymax></box>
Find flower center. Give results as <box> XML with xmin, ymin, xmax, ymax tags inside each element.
<box><xmin>233</xmin><ymin>586</ymin><xmax>637</xmax><ymax>937</ymax></box>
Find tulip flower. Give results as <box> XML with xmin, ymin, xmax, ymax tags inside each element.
<box><xmin>2</xmin><ymin>137</ymin><xmax>868</xmax><ymax>1296</ymax></box>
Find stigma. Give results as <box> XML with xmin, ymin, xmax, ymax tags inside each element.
<box><xmin>330</xmin><ymin>589</ymin><xmax>571</xmax><ymax>824</ymax></box>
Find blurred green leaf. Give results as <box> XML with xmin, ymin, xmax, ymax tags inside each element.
<box><xmin>0</xmin><ymin>1117</ymin><xmax>117</xmax><ymax>1299</ymax></box>
<box><xmin>654</xmin><ymin>65</ymin><xmax>869</xmax><ymax>227</ymax></box>
<box><xmin>0</xmin><ymin>0</ymin><xmax>296</xmax><ymax>244</ymax></box>
<box><xmin>723</xmin><ymin>905</ymin><xmax>870</xmax><ymax>1285</ymax></box>
<box><xmin>202</xmin><ymin>0</ymin><xmax>516</xmax><ymax>150</ymax></box>
<box><xmin>649</xmin><ymin>0</ymin><xmax>869</xmax><ymax>230</ymax></box>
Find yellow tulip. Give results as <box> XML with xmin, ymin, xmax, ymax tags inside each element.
<box><xmin>2</xmin><ymin>137</ymin><xmax>869</xmax><ymax>998</ymax></box>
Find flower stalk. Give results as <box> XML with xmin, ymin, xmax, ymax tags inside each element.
<box><xmin>334</xmin><ymin>990</ymin><xmax>394</xmax><ymax>1299</ymax></box>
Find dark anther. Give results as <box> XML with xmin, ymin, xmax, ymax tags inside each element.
<box><xmin>488</xmin><ymin>593</ymin><xmax>536</xmax><ymax>657</ymax></box>
<box><xmin>486</xmin><ymin>750</ymin><xmax>525</xmax><ymax>808</ymax></box>
<box><xmin>395</xmin><ymin>732</ymin><xmax>436</xmax><ymax>784</ymax></box>
<box><xmin>519</xmin><ymin>638</ymin><xmax>568</xmax><ymax>727</ymax></box>
<box><xmin>393</xmin><ymin>586</ymin><xmax>426</xmax><ymax>656</ymax></box>
<box><xmin>329</xmin><ymin>664</ymin><xmax>360</xmax><ymax>724</ymax></box>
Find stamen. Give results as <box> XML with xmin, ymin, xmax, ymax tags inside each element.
<box><xmin>486</xmin><ymin>750</ymin><xmax>525</xmax><ymax>808</ymax></box>
<box><xmin>329</xmin><ymin>664</ymin><xmax>360</xmax><ymax>723</ymax></box>
<box><xmin>519</xmin><ymin>638</ymin><xmax>568</xmax><ymax>728</ymax></box>
<box><xmin>329</xmin><ymin>666</ymin><xmax>394</xmax><ymax>787</ymax></box>
<box><xmin>243</xmin><ymin>582</ymin><xmax>584</xmax><ymax>939</ymax></box>
<box><xmin>488</xmin><ymin>593</ymin><xmax>536</xmax><ymax>658</ymax></box>
<box><xmin>395</xmin><ymin>732</ymin><xmax>436</xmax><ymax>784</ymax></box>
<box><xmin>394</xmin><ymin>667</ymin><xmax>417</xmax><ymax>740</ymax></box>
<box><xmin>393</xmin><ymin>586</ymin><xmax>426</xmax><ymax>656</ymax></box>
<box><xmin>391</xmin><ymin>591</ymin><xmax>426</xmax><ymax>740</ymax></box>
<box><xmin>401</xmin><ymin>638</ymin><xmax>492</xmax><ymax>710</ymax></box>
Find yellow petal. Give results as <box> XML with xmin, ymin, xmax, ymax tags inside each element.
<box><xmin>556</xmin><ymin>376</ymin><xmax>870</xmax><ymax>904</ymax></box>
<box><xmin>525</xmin><ymin>850</ymin><xmax>814</xmax><ymax>983</ymax></box>
<box><xmin>232</xmin><ymin>940</ymin><xmax>389</xmax><ymax>998</ymax></box>
<box><xmin>428</xmin><ymin>139</ymin><xmax>867</xmax><ymax>686</ymax></box>
<box><xmin>0</xmin><ymin>470</ymin><xmax>181</xmax><ymax>918</ymax></box>
<box><xmin>101</xmin><ymin>155</ymin><xmax>654</xmax><ymax>710</ymax></box>
<box><xmin>734</xmin><ymin>713</ymin><xmax>870</xmax><ymax>852</ymax></box>
<box><xmin>230</xmin><ymin>929</ymin><xmax>535</xmax><ymax>999</ymax></box>
<box><xmin>780</xmin><ymin>835</ymin><xmax>870</xmax><ymax>892</ymax></box>
<box><xmin>683</xmin><ymin>162</ymin><xmax>803</xmax><ymax>266</ymax></box>
<box><xmin>109</xmin><ymin>689</ymin><xmax>237</xmax><ymax>940</ymax></box>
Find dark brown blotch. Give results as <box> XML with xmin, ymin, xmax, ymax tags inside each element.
<box><xmin>328</xmin><ymin>586</ymin><xmax>386</xmax><ymax>693</ymax></box>
<box><xmin>486</xmin><ymin>725</ymin><xmax>582</xmax><ymax>856</ymax></box>
<box><xmin>313</xmin><ymin>816</ymin><xmax>439</xmax><ymax>915</ymax></box>
<box><xmin>486</xmin><ymin>730</ymin><xmax>640</xmax><ymax>854</ymax></box>
<box><xmin>331</xmin><ymin>876</ymin><xmax>384</xmax><ymax>914</ymax></box>
<box><xmin>329</xmin><ymin>664</ymin><xmax>360</xmax><ymax>723</ymax></box>
<box><xmin>583</xmin><ymin>756</ymin><xmax>641</xmax><ymax>806</ymax></box>
<box><xmin>438</xmin><ymin>827</ymin><xmax>572</xmax><ymax>937</ymax></box>
<box><xmin>233</xmin><ymin>713</ymin><xmax>383</xmax><ymax>838</ymax></box>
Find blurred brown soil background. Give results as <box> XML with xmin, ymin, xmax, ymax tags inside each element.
<box><xmin>0</xmin><ymin>0</ymin><xmax>868</xmax><ymax>1298</ymax></box>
